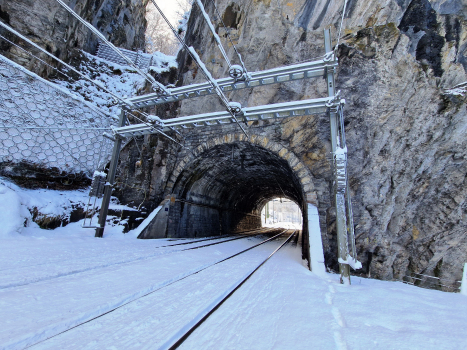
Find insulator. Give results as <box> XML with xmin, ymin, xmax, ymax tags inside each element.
<box><xmin>229</xmin><ymin>65</ymin><xmax>245</xmax><ymax>80</ymax></box>
<box><xmin>228</xmin><ymin>102</ymin><xmax>243</xmax><ymax>115</ymax></box>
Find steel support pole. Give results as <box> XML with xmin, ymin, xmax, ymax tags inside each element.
<box><xmin>95</xmin><ymin>109</ymin><xmax>127</xmax><ymax>238</ymax></box>
<box><xmin>324</xmin><ymin>28</ymin><xmax>350</xmax><ymax>284</ymax></box>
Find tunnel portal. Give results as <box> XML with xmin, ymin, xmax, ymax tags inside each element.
<box><xmin>167</xmin><ymin>141</ymin><xmax>305</xmax><ymax>238</ymax></box>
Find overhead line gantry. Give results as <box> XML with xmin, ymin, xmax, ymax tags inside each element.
<box><xmin>126</xmin><ymin>56</ymin><xmax>337</xmax><ymax>108</ymax></box>
<box><xmin>115</xmin><ymin>96</ymin><xmax>342</xmax><ymax>138</ymax></box>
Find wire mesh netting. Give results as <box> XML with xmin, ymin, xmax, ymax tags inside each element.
<box><xmin>0</xmin><ymin>55</ymin><xmax>114</xmax><ymax>177</ymax></box>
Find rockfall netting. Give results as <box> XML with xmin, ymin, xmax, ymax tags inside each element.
<box><xmin>0</xmin><ymin>55</ymin><xmax>114</xmax><ymax>177</ymax></box>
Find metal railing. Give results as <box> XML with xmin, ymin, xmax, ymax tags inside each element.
<box><xmin>96</xmin><ymin>43</ymin><xmax>153</xmax><ymax>70</ymax></box>
<box><xmin>398</xmin><ymin>272</ymin><xmax>462</xmax><ymax>293</ymax></box>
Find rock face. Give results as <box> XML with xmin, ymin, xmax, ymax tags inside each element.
<box><xmin>132</xmin><ymin>0</ymin><xmax>465</xmax><ymax>290</ymax></box>
<box><xmin>0</xmin><ymin>0</ymin><xmax>149</xmax><ymax>76</ymax></box>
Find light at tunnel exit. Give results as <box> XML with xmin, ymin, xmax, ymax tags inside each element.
<box><xmin>261</xmin><ymin>198</ymin><xmax>303</xmax><ymax>230</ymax></box>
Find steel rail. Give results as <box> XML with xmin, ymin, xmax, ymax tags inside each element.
<box><xmin>24</xmin><ymin>229</ymin><xmax>291</xmax><ymax>349</ymax></box>
<box><xmin>0</xmin><ymin>229</ymin><xmax>272</xmax><ymax>275</ymax></box>
<box><xmin>182</xmin><ymin>232</ymin><xmax>271</xmax><ymax>250</ymax></box>
<box><xmin>156</xmin><ymin>227</ymin><xmax>274</xmax><ymax>248</ymax></box>
<box><xmin>164</xmin><ymin>230</ymin><xmax>298</xmax><ymax>350</ymax></box>
<box><xmin>126</xmin><ymin>57</ymin><xmax>337</xmax><ymax>108</ymax></box>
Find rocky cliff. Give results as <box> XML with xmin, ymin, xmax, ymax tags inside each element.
<box><xmin>0</xmin><ymin>0</ymin><xmax>149</xmax><ymax>76</ymax></box>
<box><xmin>170</xmin><ymin>0</ymin><xmax>467</xmax><ymax>289</ymax></box>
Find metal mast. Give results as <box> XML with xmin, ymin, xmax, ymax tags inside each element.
<box><xmin>95</xmin><ymin>109</ymin><xmax>127</xmax><ymax>238</ymax></box>
<box><xmin>324</xmin><ymin>28</ymin><xmax>360</xmax><ymax>284</ymax></box>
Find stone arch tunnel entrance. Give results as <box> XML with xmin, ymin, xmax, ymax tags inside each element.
<box><xmin>168</xmin><ymin>142</ymin><xmax>305</xmax><ymax>237</ymax></box>
<box><xmin>140</xmin><ymin>137</ymin><xmax>325</xmax><ymax>269</ymax></box>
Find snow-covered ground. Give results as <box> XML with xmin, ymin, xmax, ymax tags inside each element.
<box><xmin>0</xmin><ymin>177</ymin><xmax>138</xmax><ymax>238</ymax></box>
<box><xmin>0</xmin><ymin>181</ymin><xmax>466</xmax><ymax>350</ymax></box>
<box><xmin>263</xmin><ymin>220</ymin><xmax>302</xmax><ymax>230</ymax></box>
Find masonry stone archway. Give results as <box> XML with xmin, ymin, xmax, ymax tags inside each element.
<box><xmin>167</xmin><ymin>133</ymin><xmax>316</xmax><ymax>196</ymax></box>
<box><xmin>141</xmin><ymin>133</ymin><xmax>326</xmax><ymax>273</ymax></box>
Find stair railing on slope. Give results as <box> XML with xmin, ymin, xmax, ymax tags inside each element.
<box><xmin>96</xmin><ymin>43</ymin><xmax>153</xmax><ymax>70</ymax></box>
<box><xmin>398</xmin><ymin>272</ymin><xmax>462</xmax><ymax>293</ymax></box>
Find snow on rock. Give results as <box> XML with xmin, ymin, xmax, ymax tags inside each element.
<box><xmin>178</xmin><ymin>8</ymin><xmax>191</xmax><ymax>35</ymax></box>
<box><xmin>445</xmin><ymin>82</ymin><xmax>467</xmax><ymax>96</ymax></box>
<box><xmin>55</xmin><ymin>50</ymin><xmax>176</xmax><ymax>116</ymax></box>
<box><xmin>0</xmin><ymin>182</ymin><xmax>31</xmax><ymax>236</ymax></box>
<box><xmin>0</xmin><ymin>177</ymin><xmax>89</xmax><ymax>236</ymax></box>
<box><xmin>149</xmin><ymin>51</ymin><xmax>178</xmax><ymax>74</ymax></box>
<box><xmin>54</xmin><ymin>52</ymin><xmax>146</xmax><ymax>116</ymax></box>
<box><xmin>0</xmin><ymin>178</ymin><xmax>137</xmax><ymax>238</ymax></box>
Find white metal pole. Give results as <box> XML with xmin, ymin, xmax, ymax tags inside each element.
<box><xmin>324</xmin><ymin>28</ymin><xmax>350</xmax><ymax>284</ymax></box>
<box><xmin>273</xmin><ymin>200</ymin><xmax>275</xmax><ymax>224</ymax></box>
<box><xmin>461</xmin><ymin>263</ymin><xmax>467</xmax><ymax>295</ymax></box>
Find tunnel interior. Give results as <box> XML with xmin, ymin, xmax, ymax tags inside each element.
<box><xmin>167</xmin><ymin>142</ymin><xmax>306</xmax><ymax>238</ymax></box>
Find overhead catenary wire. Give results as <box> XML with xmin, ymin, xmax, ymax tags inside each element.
<box><xmin>334</xmin><ymin>0</ymin><xmax>348</xmax><ymax>55</ymax></box>
<box><xmin>150</xmin><ymin>0</ymin><xmax>248</xmax><ymax>137</ymax></box>
<box><xmin>53</xmin><ymin>0</ymin><xmax>170</xmax><ymax>96</ymax></box>
<box><xmin>207</xmin><ymin>0</ymin><xmax>249</xmax><ymax>77</ymax></box>
<box><xmin>194</xmin><ymin>0</ymin><xmax>232</xmax><ymax>69</ymax></box>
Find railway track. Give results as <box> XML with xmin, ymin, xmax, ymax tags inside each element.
<box><xmin>155</xmin><ymin>227</ymin><xmax>275</xmax><ymax>248</ymax></box>
<box><xmin>0</xmin><ymin>228</ymin><xmax>280</xmax><ymax>291</ymax></box>
<box><xmin>24</xmin><ymin>229</ymin><xmax>297</xmax><ymax>349</ymax></box>
<box><xmin>165</xmin><ymin>230</ymin><xmax>298</xmax><ymax>350</ymax></box>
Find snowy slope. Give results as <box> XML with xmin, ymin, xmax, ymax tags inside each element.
<box><xmin>53</xmin><ymin>51</ymin><xmax>176</xmax><ymax>117</ymax></box>
<box><xmin>0</xmin><ymin>177</ymin><xmax>135</xmax><ymax>237</ymax></box>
